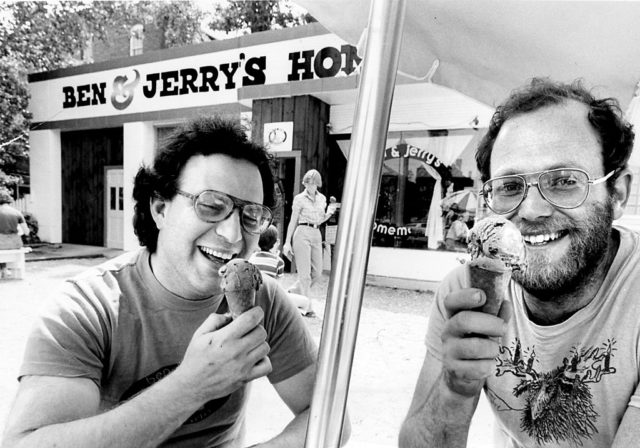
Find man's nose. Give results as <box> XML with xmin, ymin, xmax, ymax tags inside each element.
<box><xmin>516</xmin><ymin>183</ymin><xmax>554</xmax><ymax>220</ymax></box>
<box><xmin>215</xmin><ymin>208</ymin><xmax>243</xmax><ymax>243</ymax></box>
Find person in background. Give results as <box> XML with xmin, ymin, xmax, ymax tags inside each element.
<box><xmin>3</xmin><ymin>116</ymin><xmax>350</xmax><ymax>448</ymax></box>
<box><xmin>400</xmin><ymin>78</ymin><xmax>640</xmax><ymax>447</ymax></box>
<box><xmin>282</xmin><ymin>169</ymin><xmax>336</xmax><ymax>316</ymax></box>
<box><xmin>444</xmin><ymin>213</ymin><xmax>469</xmax><ymax>251</ymax></box>
<box><xmin>249</xmin><ymin>225</ymin><xmax>313</xmax><ymax>315</ymax></box>
<box><xmin>0</xmin><ymin>187</ymin><xmax>29</xmax><ymax>278</ymax></box>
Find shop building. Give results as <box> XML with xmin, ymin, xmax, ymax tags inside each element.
<box><xmin>29</xmin><ymin>23</ymin><xmax>515</xmax><ymax>286</ymax></box>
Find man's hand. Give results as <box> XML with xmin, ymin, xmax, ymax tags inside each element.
<box><xmin>174</xmin><ymin>307</ymin><xmax>272</xmax><ymax>404</ymax></box>
<box><xmin>441</xmin><ymin>288</ymin><xmax>512</xmax><ymax>397</ymax></box>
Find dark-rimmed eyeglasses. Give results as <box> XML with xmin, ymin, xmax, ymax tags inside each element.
<box><xmin>176</xmin><ymin>189</ymin><xmax>272</xmax><ymax>234</ymax></box>
<box><xmin>481</xmin><ymin>168</ymin><xmax>616</xmax><ymax>215</ymax></box>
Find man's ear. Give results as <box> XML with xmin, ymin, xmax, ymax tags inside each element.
<box><xmin>611</xmin><ymin>167</ymin><xmax>633</xmax><ymax>220</ymax></box>
<box><xmin>149</xmin><ymin>195</ymin><xmax>167</xmax><ymax>229</ymax></box>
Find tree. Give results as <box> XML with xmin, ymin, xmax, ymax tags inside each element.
<box><xmin>0</xmin><ymin>0</ymin><xmax>313</xmax><ymax>193</ymax></box>
<box><xmin>0</xmin><ymin>0</ymin><xmax>206</xmax><ymax>192</ymax></box>
<box><xmin>209</xmin><ymin>1</ymin><xmax>315</xmax><ymax>35</ymax></box>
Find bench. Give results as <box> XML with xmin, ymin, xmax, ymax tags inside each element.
<box><xmin>0</xmin><ymin>247</ymin><xmax>32</xmax><ymax>279</ymax></box>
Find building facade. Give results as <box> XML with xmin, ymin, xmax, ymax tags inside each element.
<box><xmin>28</xmin><ymin>23</ymin><xmax>508</xmax><ymax>286</ymax></box>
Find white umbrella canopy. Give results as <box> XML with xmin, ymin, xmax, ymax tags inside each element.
<box><xmin>296</xmin><ymin>0</ymin><xmax>640</xmax><ymax>110</ymax></box>
<box><xmin>442</xmin><ymin>189</ymin><xmax>479</xmax><ymax>214</ymax></box>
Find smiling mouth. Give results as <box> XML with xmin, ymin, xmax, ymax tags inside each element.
<box><xmin>198</xmin><ymin>246</ymin><xmax>237</xmax><ymax>264</ymax></box>
<box><xmin>522</xmin><ymin>230</ymin><xmax>567</xmax><ymax>246</ymax></box>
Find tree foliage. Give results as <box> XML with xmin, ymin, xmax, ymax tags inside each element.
<box><xmin>0</xmin><ymin>1</ymin><xmax>208</xmax><ymax>191</ymax></box>
<box><xmin>0</xmin><ymin>0</ymin><xmax>311</xmax><ymax>192</ymax></box>
<box><xmin>210</xmin><ymin>1</ymin><xmax>314</xmax><ymax>34</ymax></box>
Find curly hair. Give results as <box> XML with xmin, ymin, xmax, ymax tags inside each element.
<box><xmin>476</xmin><ymin>78</ymin><xmax>635</xmax><ymax>188</ymax></box>
<box><xmin>133</xmin><ymin>115</ymin><xmax>276</xmax><ymax>252</ymax></box>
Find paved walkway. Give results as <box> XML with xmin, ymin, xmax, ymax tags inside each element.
<box><xmin>0</xmin><ymin>249</ymin><xmax>495</xmax><ymax>447</ymax></box>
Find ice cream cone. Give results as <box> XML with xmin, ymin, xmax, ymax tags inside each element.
<box><xmin>219</xmin><ymin>259</ymin><xmax>263</xmax><ymax>318</ymax></box>
<box><xmin>225</xmin><ymin>289</ymin><xmax>257</xmax><ymax>318</ymax></box>
<box><xmin>468</xmin><ymin>259</ymin><xmax>510</xmax><ymax>316</ymax></box>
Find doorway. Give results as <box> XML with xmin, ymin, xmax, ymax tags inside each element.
<box><xmin>105</xmin><ymin>167</ymin><xmax>124</xmax><ymax>249</ymax></box>
<box><xmin>272</xmin><ymin>152</ymin><xmax>300</xmax><ymax>271</ymax></box>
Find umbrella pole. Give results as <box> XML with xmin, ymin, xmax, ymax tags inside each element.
<box><xmin>304</xmin><ymin>1</ymin><xmax>407</xmax><ymax>447</ymax></box>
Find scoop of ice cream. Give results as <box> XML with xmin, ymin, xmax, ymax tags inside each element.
<box><xmin>219</xmin><ymin>259</ymin><xmax>263</xmax><ymax>317</ymax></box>
<box><xmin>468</xmin><ymin>216</ymin><xmax>526</xmax><ymax>271</ymax></box>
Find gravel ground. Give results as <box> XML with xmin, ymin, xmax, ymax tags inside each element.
<box><xmin>0</xmin><ymin>258</ymin><xmax>494</xmax><ymax>447</ymax></box>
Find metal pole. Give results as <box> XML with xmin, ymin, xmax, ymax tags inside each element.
<box><xmin>304</xmin><ymin>1</ymin><xmax>407</xmax><ymax>447</ymax></box>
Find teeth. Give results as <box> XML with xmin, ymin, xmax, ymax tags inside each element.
<box><xmin>523</xmin><ymin>232</ymin><xmax>562</xmax><ymax>245</ymax></box>
<box><xmin>199</xmin><ymin>246</ymin><xmax>234</xmax><ymax>261</ymax></box>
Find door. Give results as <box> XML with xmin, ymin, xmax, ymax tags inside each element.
<box><xmin>61</xmin><ymin>128</ymin><xmax>123</xmax><ymax>245</ymax></box>
<box><xmin>272</xmin><ymin>153</ymin><xmax>300</xmax><ymax>271</ymax></box>
<box><xmin>105</xmin><ymin>168</ymin><xmax>124</xmax><ymax>249</ymax></box>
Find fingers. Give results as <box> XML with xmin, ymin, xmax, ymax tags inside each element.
<box><xmin>224</xmin><ymin>307</ymin><xmax>265</xmax><ymax>338</ymax></box>
<box><xmin>193</xmin><ymin>312</ymin><xmax>232</xmax><ymax>336</ymax></box>
<box><xmin>445</xmin><ymin>336</ymin><xmax>501</xmax><ymax>360</ymax></box>
<box><xmin>445</xmin><ymin>310</ymin><xmax>507</xmax><ymax>339</ymax></box>
<box><xmin>444</xmin><ymin>288</ymin><xmax>486</xmax><ymax>318</ymax></box>
<box><xmin>247</xmin><ymin>356</ymin><xmax>272</xmax><ymax>381</ymax></box>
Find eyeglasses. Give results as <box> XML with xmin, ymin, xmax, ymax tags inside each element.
<box><xmin>481</xmin><ymin>168</ymin><xmax>616</xmax><ymax>215</ymax></box>
<box><xmin>176</xmin><ymin>189</ymin><xmax>273</xmax><ymax>234</ymax></box>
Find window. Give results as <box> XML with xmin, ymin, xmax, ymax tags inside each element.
<box><xmin>369</xmin><ymin>131</ymin><xmax>481</xmax><ymax>252</ymax></box>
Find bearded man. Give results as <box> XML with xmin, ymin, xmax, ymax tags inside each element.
<box><xmin>400</xmin><ymin>78</ymin><xmax>640</xmax><ymax>447</ymax></box>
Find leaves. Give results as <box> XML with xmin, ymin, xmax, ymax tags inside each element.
<box><xmin>209</xmin><ymin>0</ymin><xmax>314</xmax><ymax>35</ymax></box>
<box><xmin>0</xmin><ymin>1</ymin><xmax>312</xmax><ymax>190</ymax></box>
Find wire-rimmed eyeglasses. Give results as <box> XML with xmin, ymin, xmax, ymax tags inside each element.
<box><xmin>481</xmin><ymin>168</ymin><xmax>616</xmax><ymax>215</ymax></box>
<box><xmin>176</xmin><ymin>189</ymin><xmax>273</xmax><ymax>234</ymax></box>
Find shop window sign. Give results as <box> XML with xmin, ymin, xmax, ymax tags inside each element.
<box><xmin>372</xmin><ymin>143</ymin><xmax>452</xmax><ymax>251</ymax></box>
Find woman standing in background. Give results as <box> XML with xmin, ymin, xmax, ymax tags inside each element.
<box><xmin>283</xmin><ymin>169</ymin><xmax>336</xmax><ymax>316</ymax></box>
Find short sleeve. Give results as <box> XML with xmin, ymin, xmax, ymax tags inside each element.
<box><xmin>291</xmin><ymin>194</ymin><xmax>304</xmax><ymax>215</ymax></box>
<box><xmin>318</xmin><ymin>193</ymin><xmax>327</xmax><ymax>212</ymax></box>
<box><xmin>19</xmin><ymin>280</ymin><xmax>112</xmax><ymax>385</ymax></box>
<box><xmin>258</xmin><ymin>278</ymin><xmax>317</xmax><ymax>384</ymax></box>
<box><xmin>276</xmin><ymin>257</ymin><xmax>285</xmax><ymax>278</ymax></box>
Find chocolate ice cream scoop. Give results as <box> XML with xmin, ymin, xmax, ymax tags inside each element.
<box><xmin>467</xmin><ymin>216</ymin><xmax>526</xmax><ymax>315</ymax></box>
<box><xmin>219</xmin><ymin>259</ymin><xmax>263</xmax><ymax>318</ymax></box>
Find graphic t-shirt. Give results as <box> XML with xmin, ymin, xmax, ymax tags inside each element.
<box><xmin>19</xmin><ymin>249</ymin><xmax>317</xmax><ymax>448</ymax></box>
<box><xmin>426</xmin><ymin>226</ymin><xmax>640</xmax><ymax>448</ymax></box>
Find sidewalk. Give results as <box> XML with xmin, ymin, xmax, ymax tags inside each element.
<box><xmin>24</xmin><ymin>243</ymin><xmax>124</xmax><ymax>262</ymax></box>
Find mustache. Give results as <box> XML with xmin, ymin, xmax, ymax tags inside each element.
<box><xmin>516</xmin><ymin>218</ymin><xmax>573</xmax><ymax>236</ymax></box>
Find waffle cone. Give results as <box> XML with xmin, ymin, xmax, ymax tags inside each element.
<box><xmin>468</xmin><ymin>263</ymin><xmax>510</xmax><ymax>316</ymax></box>
<box><xmin>225</xmin><ymin>290</ymin><xmax>256</xmax><ymax>318</ymax></box>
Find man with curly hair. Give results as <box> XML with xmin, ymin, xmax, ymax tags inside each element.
<box><xmin>3</xmin><ymin>116</ymin><xmax>349</xmax><ymax>447</ymax></box>
<box><xmin>401</xmin><ymin>78</ymin><xmax>640</xmax><ymax>447</ymax></box>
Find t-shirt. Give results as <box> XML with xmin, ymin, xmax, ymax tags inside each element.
<box><xmin>0</xmin><ymin>204</ymin><xmax>25</xmax><ymax>234</ymax></box>
<box><xmin>19</xmin><ymin>249</ymin><xmax>317</xmax><ymax>448</ymax></box>
<box><xmin>249</xmin><ymin>251</ymin><xmax>284</xmax><ymax>279</ymax></box>
<box><xmin>426</xmin><ymin>226</ymin><xmax>640</xmax><ymax>448</ymax></box>
<box><xmin>292</xmin><ymin>191</ymin><xmax>327</xmax><ymax>226</ymax></box>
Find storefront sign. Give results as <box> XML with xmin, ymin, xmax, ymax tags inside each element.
<box><xmin>264</xmin><ymin>122</ymin><xmax>294</xmax><ymax>152</ymax></box>
<box><xmin>30</xmin><ymin>32</ymin><xmax>361</xmax><ymax>123</ymax></box>
<box><xmin>383</xmin><ymin>143</ymin><xmax>450</xmax><ymax>179</ymax></box>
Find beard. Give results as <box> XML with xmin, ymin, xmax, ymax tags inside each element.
<box><xmin>512</xmin><ymin>199</ymin><xmax>614</xmax><ymax>297</ymax></box>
